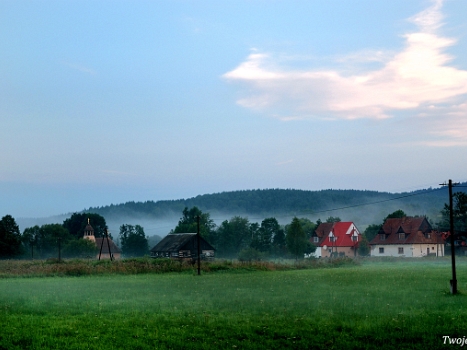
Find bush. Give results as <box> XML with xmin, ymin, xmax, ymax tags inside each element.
<box><xmin>238</xmin><ymin>247</ymin><xmax>265</xmax><ymax>262</ymax></box>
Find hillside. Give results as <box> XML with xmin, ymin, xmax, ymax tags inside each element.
<box><xmin>18</xmin><ymin>185</ymin><xmax>464</xmax><ymax>237</ymax></box>
<box><xmin>83</xmin><ymin>185</ymin><xmax>463</xmax><ymax>234</ymax></box>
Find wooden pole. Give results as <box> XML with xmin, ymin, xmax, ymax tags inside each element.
<box><xmin>449</xmin><ymin>179</ymin><xmax>457</xmax><ymax>294</ymax></box>
<box><xmin>105</xmin><ymin>229</ymin><xmax>113</xmax><ymax>261</ymax></box>
<box><xmin>197</xmin><ymin>215</ymin><xmax>201</xmax><ymax>276</ymax></box>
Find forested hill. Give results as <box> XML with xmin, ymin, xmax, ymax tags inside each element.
<box><xmin>83</xmin><ymin>185</ymin><xmax>464</xmax><ymax>226</ymax></box>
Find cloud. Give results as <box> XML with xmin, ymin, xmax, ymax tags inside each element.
<box><xmin>223</xmin><ymin>0</ymin><xmax>467</xmax><ymax>124</ymax></box>
<box><xmin>62</xmin><ymin>61</ymin><xmax>96</xmax><ymax>75</ymax></box>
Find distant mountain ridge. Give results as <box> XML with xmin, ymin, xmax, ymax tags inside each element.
<box><xmin>83</xmin><ymin>185</ymin><xmax>464</xmax><ymax>225</ymax></box>
<box><xmin>16</xmin><ymin>184</ymin><xmax>466</xmax><ymax>236</ymax></box>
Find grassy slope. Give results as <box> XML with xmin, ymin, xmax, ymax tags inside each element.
<box><xmin>1</xmin><ymin>259</ymin><xmax>467</xmax><ymax>349</ymax></box>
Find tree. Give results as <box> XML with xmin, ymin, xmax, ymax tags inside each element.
<box><xmin>22</xmin><ymin>224</ymin><xmax>72</xmax><ymax>258</ymax></box>
<box><xmin>363</xmin><ymin>224</ymin><xmax>382</xmax><ymax>242</ymax></box>
<box><xmin>358</xmin><ymin>235</ymin><xmax>371</xmax><ymax>256</ymax></box>
<box><xmin>271</xmin><ymin>226</ymin><xmax>287</xmax><ymax>257</ymax></box>
<box><xmin>253</xmin><ymin>217</ymin><xmax>282</xmax><ymax>254</ymax></box>
<box><xmin>215</xmin><ymin>216</ymin><xmax>253</xmax><ymax>257</ymax></box>
<box><xmin>0</xmin><ymin>215</ymin><xmax>22</xmax><ymax>258</ymax></box>
<box><xmin>238</xmin><ymin>247</ymin><xmax>264</xmax><ymax>262</ymax></box>
<box><xmin>384</xmin><ymin>209</ymin><xmax>407</xmax><ymax>221</ymax></box>
<box><xmin>172</xmin><ymin>207</ymin><xmax>216</xmax><ymax>241</ymax></box>
<box><xmin>63</xmin><ymin>213</ymin><xmax>108</xmax><ymax>239</ymax></box>
<box><xmin>147</xmin><ymin>235</ymin><xmax>162</xmax><ymax>250</ymax></box>
<box><xmin>326</xmin><ymin>216</ymin><xmax>341</xmax><ymax>223</ymax></box>
<box><xmin>297</xmin><ymin>218</ymin><xmax>317</xmax><ymax>239</ymax></box>
<box><xmin>439</xmin><ymin>192</ymin><xmax>467</xmax><ymax>239</ymax></box>
<box><xmin>119</xmin><ymin>224</ymin><xmax>148</xmax><ymax>257</ymax></box>
<box><xmin>286</xmin><ymin>217</ymin><xmax>308</xmax><ymax>259</ymax></box>
<box><xmin>62</xmin><ymin>239</ymin><xmax>98</xmax><ymax>258</ymax></box>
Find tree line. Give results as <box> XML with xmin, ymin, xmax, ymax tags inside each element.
<box><xmin>1</xmin><ymin>190</ymin><xmax>465</xmax><ymax>260</ymax></box>
<box><xmin>83</xmin><ymin>186</ymin><xmax>461</xmax><ymax>223</ymax></box>
<box><xmin>0</xmin><ymin>213</ymin><xmax>153</xmax><ymax>259</ymax></box>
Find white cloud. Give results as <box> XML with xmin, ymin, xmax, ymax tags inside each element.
<box><xmin>62</xmin><ymin>61</ymin><xmax>96</xmax><ymax>75</ymax></box>
<box><xmin>223</xmin><ymin>0</ymin><xmax>467</xmax><ymax>126</ymax></box>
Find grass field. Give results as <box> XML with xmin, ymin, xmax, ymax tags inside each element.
<box><xmin>1</xmin><ymin>258</ymin><xmax>467</xmax><ymax>349</ymax></box>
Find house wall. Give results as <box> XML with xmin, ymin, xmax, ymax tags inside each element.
<box><xmin>371</xmin><ymin>244</ymin><xmax>445</xmax><ymax>257</ymax></box>
<box><xmin>411</xmin><ymin>244</ymin><xmax>444</xmax><ymax>257</ymax></box>
<box><xmin>308</xmin><ymin>247</ymin><xmax>322</xmax><ymax>258</ymax></box>
<box><xmin>321</xmin><ymin>246</ymin><xmax>356</xmax><ymax>258</ymax></box>
<box><xmin>371</xmin><ymin>245</ymin><xmax>408</xmax><ymax>257</ymax></box>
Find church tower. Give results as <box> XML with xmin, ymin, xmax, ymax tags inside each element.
<box><xmin>83</xmin><ymin>218</ymin><xmax>96</xmax><ymax>242</ymax></box>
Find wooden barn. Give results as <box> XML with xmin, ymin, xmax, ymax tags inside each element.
<box><xmin>150</xmin><ymin>233</ymin><xmax>215</xmax><ymax>259</ymax></box>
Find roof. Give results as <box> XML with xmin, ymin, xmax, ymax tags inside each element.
<box><xmin>95</xmin><ymin>237</ymin><xmax>121</xmax><ymax>254</ymax></box>
<box><xmin>369</xmin><ymin>217</ymin><xmax>443</xmax><ymax>245</ymax></box>
<box><xmin>150</xmin><ymin>233</ymin><xmax>215</xmax><ymax>253</ymax></box>
<box><xmin>151</xmin><ymin>233</ymin><xmax>195</xmax><ymax>252</ymax></box>
<box><xmin>312</xmin><ymin>222</ymin><xmax>361</xmax><ymax>247</ymax></box>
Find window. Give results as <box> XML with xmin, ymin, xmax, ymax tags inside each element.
<box><xmin>398</xmin><ymin>247</ymin><xmax>404</xmax><ymax>254</ymax></box>
<box><xmin>379</xmin><ymin>247</ymin><xmax>384</xmax><ymax>254</ymax></box>
<box><xmin>351</xmin><ymin>235</ymin><xmax>358</xmax><ymax>242</ymax></box>
<box><xmin>313</xmin><ymin>237</ymin><xmax>319</xmax><ymax>243</ymax></box>
<box><xmin>398</xmin><ymin>233</ymin><xmax>406</xmax><ymax>240</ymax></box>
<box><xmin>425</xmin><ymin>233</ymin><xmax>431</xmax><ymax>239</ymax></box>
<box><xmin>329</xmin><ymin>236</ymin><xmax>336</xmax><ymax>242</ymax></box>
<box><xmin>380</xmin><ymin>234</ymin><xmax>385</xmax><ymax>241</ymax></box>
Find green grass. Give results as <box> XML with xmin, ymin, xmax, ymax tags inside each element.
<box><xmin>1</xmin><ymin>258</ymin><xmax>467</xmax><ymax>349</ymax></box>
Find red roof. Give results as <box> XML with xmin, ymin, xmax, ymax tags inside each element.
<box><xmin>369</xmin><ymin>217</ymin><xmax>444</xmax><ymax>245</ymax></box>
<box><xmin>312</xmin><ymin>222</ymin><xmax>361</xmax><ymax>247</ymax></box>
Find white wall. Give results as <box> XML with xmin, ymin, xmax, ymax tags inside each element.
<box><xmin>371</xmin><ymin>244</ymin><xmax>444</xmax><ymax>257</ymax></box>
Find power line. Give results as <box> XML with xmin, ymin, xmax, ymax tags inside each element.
<box><xmin>300</xmin><ymin>186</ymin><xmax>447</xmax><ymax>216</ymax></box>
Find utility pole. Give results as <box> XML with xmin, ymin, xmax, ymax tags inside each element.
<box><xmin>58</xmin><ymin>237</ymin><xmax>62</xmax><ymax>262</ymax></box>
<box><xmin>440</xmin><ymin>179</ymin><xmax>459</xmax><ymax>294</ymax></box>
<box><xmin>197</xmin><ymin>215</ymin><xmax>201</xmax><ymax>276</ymax></box>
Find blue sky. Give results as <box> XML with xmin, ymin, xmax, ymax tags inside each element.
<box><xmin>1</xmin><ymin>0</ymin><xmax>466</xmax><ymax>218</ymax></box>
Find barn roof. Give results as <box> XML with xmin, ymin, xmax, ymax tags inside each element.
<box><xmin>150</xmin><ymin>233</ymin><xmax>215</xmax><ymax>253</ymax></box>
<box><xmin>95</xmin><ymin>237</ymin><xmax>121</xmax><ymax>254</ymax></box>
<box><xmin>151</xmin><ymin>233</ymin><xmax>195</xmax><ymax>252</ymax></box>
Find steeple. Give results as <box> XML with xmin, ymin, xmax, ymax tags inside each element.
<box><xmin>83</xmin><ymin>218</ymin><xmax>96</xmax><ymax>242</ymax></box>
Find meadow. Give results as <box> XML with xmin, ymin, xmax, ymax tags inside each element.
<box><xmin>1</xmin><ymin>258</ymin><xmax>467</xmax><ymax>349</ymax></box>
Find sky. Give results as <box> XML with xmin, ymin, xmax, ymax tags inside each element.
<box><xmin>1</xmin><ymin>0</ymin><xmax>467</xmax><ymax>219</ymax></box>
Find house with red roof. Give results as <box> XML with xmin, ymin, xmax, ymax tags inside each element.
<box><xmin>310</xmin><ymin>222</ymin><xmax>361</xmax><ymax>258</ymax></box>
<box><xmin>369</xmin><ymin>216</ymin><xmax>444</xmax><ymax>257</ymax></box>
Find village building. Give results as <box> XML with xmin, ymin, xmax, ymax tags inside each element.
<box><xmin>150</xmin><ymin>233</ymin><xmax>215</xmax><ymax>259</ymax></box>
<box><xmin>83</xmin><ymin>219</ymin><xmax>121</xmax><ymax>260</ymax></box>
<box><xmin>310</xmin><ymin>222</ymin><xmax>361</xmax><ymax>258</ymax></box>
<box><xmin>369</xmin><ymin>216</ymin><xmax>445</xmax><ymax>257</ymax></box>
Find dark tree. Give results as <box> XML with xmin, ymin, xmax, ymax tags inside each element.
<box><xmin>439</xmin><ymin>192</ymin><xmax>467</xmax><ymax>238</ymax></box>
<box><xmin>363</xmin><ymin>224</ymin><xmax>382</xmax><ymax>242</ymax></box>
<box><xmin>297</xmin><ymin>218</ymin><xmax>317</xmax><ymax>239</ymax></box>
<box><xmin>0</xmin><ymin>215</ymin><xmax>22</xmax><ymax>258</ymax></box>
<box><xmin>119</xmin><ymin>224</ymin><xmax>148</xmax><ymax>257</ymax></box>
<box><xmin>326</xmin><ymin>216</ymin><xmax>341</xmax><ymax>223</ymax></box>
<box><xmin>384</xmin><ymin>209</ymin><xmax>407</xmax><ymax>222</ymax></box>
<box><xmin>62</xmin><ymin>239</ymin><xmax>98</xmax><ymax>259</ymax></box>
<box><xmin>147</xmin><ymin>235</ymin><xmax>162</xmax><ymax>250</ymax></box>
<box><xmin>252</xmin><ymin>217</ymin><xmax>282</xmax><ymax>254</ymax></box>
<box><xmin>215</xmin><ymin>216</ymin><xmax>252</xmax><ymax>257</ymax></box>
<box><xmin>358</xmin><ymin>235</ymin><xmax>371</xmax><ymax>256</ymax></box>
<box><xmin>22</xmin><ymin>224</ymin><xmax>72</xmax><ymax>258</ymax></box>
<box><xmin>63</xmin><ymin>213</ymin><xmax>108</xmax><ymax>239</ymax></box>
<box><xmin>286</xmin><ymin>217</ymin><xmax>308</xmax><ymax>259</ymax></box>
<box><xmin>272</xmin><ymin>226</ymin><xmax>287</xmax><ymax>257</ymax></box>
<box><xmin>172</xmin><ymin>207</ymin><xmax>216</xmax><ymax>241</ymax></box>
